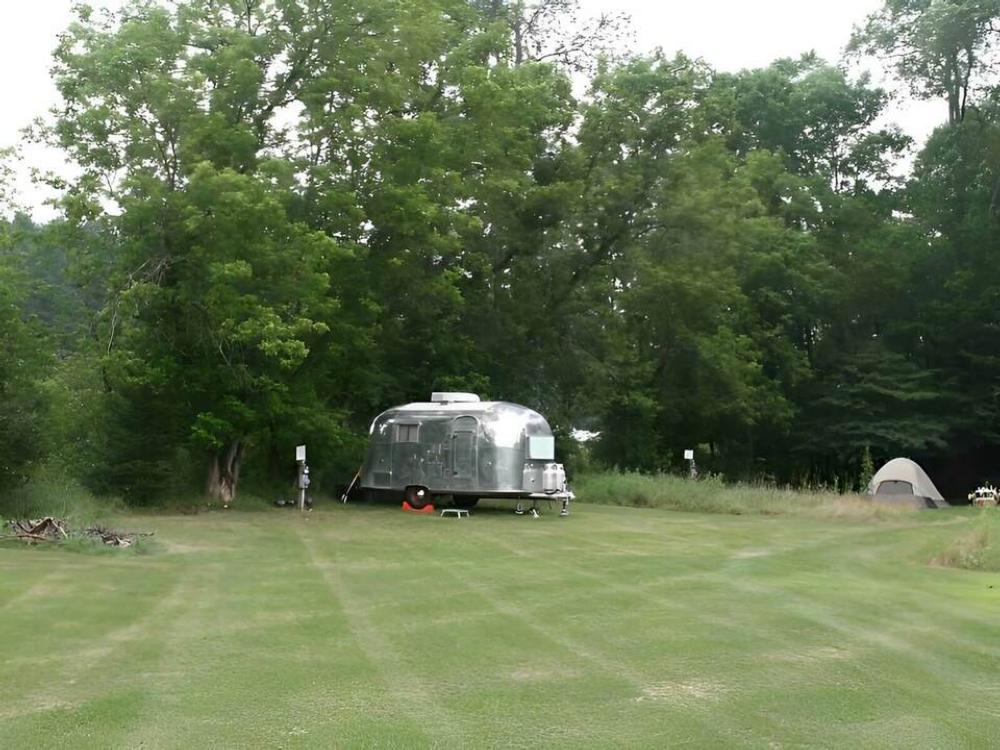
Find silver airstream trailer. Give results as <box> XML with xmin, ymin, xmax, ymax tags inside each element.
<box><xmin>351</xmin><ymin>393</ymin><xmax>572</xmax><ymax>513</ymax></box>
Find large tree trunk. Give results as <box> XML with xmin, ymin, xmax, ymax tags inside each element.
<box><xmin>207</xmin><ymin>440</ymin><xmax>244</xmax><ymax>507</ymax></box>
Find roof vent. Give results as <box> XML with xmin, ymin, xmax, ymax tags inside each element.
<box><xmin>431</xmin><ymin>392</ymin><xmax>480</xmax><ymax>404</ymax></box>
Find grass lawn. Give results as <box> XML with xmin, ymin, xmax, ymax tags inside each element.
<box><xmin>1</xmin><ymin>502</ymin><xmax>998</xmax><ymax>748</ymax></box>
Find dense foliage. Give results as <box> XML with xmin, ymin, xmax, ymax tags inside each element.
<box><xmin>2</xmin><ymin>0</ymin><xmax>999</xmax><ymax>502</ymax></box>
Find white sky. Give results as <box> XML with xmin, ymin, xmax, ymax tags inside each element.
<box><xmin>1</xmin><ymin>0</ymin><xmax>944</xmax><ymax>218</ymax></box>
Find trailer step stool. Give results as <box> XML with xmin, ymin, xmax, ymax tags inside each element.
<box><xmin>440</xmin><ymin>508</ymin><xmax>470</xmax><ymax>519</ymax></box>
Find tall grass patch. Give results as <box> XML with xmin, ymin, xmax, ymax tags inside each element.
<box><xmin>574</xmin><ymin>471</ymin><xmax>913</xmax><ymax>520</ymax></box>
<box><xmin>0</xmin><ymin>470</ymin><xmax>159</xmax><ymax>555</ymax></box>
<box><xmin>0</xmin><ymin>467</ymin><xmax>124</xmax><ymax>525</ymax></box>
<box><xmin>932</xmin><ymin>512</ymin><xmax>1000</xmax><ymax>571</ymax></box>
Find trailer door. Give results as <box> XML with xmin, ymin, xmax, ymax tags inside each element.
<box><xmin>450</xmin><ymin>416</ymin><xmax>478</xmax><ymax>482</ymax></box>
<box><xmin>391</xmin><ymin>422</ymin><xmax>421</xmax><ymax>487</ymax></box>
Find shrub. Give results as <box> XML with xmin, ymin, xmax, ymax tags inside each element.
<box><xmin>0</xmin><ymin>465</ymin><xmax>124</xmax><ymax>524</ymax></box>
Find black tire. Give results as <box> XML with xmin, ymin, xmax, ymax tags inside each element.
<box><xmin>404</xmin><ymin>486</ymin><xmax>430</xmax><ymax>509</ymax></box>
<box><xmin>452</xmin><ymin>497</ymin><xmax>479</xmax><ymax>509</ymax></box>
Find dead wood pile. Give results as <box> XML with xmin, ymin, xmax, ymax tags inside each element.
<box><xmin>83</xmin><ymin>525</ymin><xmax>153</xmax><ymax>547</ymax></box>
<box><xmin>2</xmin><ymin>518</ymin><xmax>153</xmax><ymax>547</ymax></box>
<box><xmin>3</xmin><ymin>517</ymin><xmax>68</xmax><ymax>543</ymax></box>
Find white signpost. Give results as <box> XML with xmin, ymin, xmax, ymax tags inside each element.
<box><xmin>296</xmin><ymin>445</ymin><xmax>308</xmax><ymax>510</ymax></box>
<box><xmin>684</xmin><ymin>449</ymin><xmax>697</xmax><ymax>479</ymax></box>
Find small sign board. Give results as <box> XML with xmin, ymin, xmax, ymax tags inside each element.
<box><xmin>683</xmin><ymin>449</ymin><xmax>694</xmax><ymax>460</ymax></box>
<box><xmin>528</xmin><ymin>436</ymin><xmax>555</xmax><ymax>460</ymax></box>
<box><xmin>296</xmin><ymin>445</ymin><xmax>306</xmax><ymax>462</ymax></box>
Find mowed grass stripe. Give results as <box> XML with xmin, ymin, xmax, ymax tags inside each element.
<box><xmin>376</xmin><ymin>512</ymin><xmax>737</xmax><ymax>746</ymax></box>
<box><xmin>0</xmin><ymin>567</ymin><xmax>75</xmax><ymax>611</ymax></box>
<box><xmin>415</xmin><ymin>507</ymin><xmax>995</xmax><ymax>747</ymax></box>
<box><xmin>0</xmin><ymin>503</ymin><xmax>997</xmax><ymax>748</ymax></box>
<box><xmin>301</xmin><ymin>511</ymin><xmax>680</xmax><ymax>746</ymax></box>
<box><xmin>118</xmin><ymin>516</ymin><xmax>426</xmax><ymax>748</ymax></box>
<box><xmin>483</xmin><ymin>518</ymin><xmax>845</xmax><ymax>746</ymax></box>
<box><xmin>714</xmin><ymin>524</ymin><xmax>996</xmax><ymax>748</ymax></box>
<box><xmin>0</xmin><ymin>556</ymin><xmax>194</xmax><ymax>744</ymax></box>
<box><xmin>294</xmin><ymin>519</ymin><xmax>470</xmax><ymax>746</ymax></box>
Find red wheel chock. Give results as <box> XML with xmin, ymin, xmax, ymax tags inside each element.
<box><xmin>402</xmin><ymin>501</ymin><xmax>435</xmax><ymax>513</ymax></box>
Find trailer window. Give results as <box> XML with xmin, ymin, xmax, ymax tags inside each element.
<box><xmin>396</xmin><ymin>423</ymin><xmax>420</xmax><ymax>442</ymax></box>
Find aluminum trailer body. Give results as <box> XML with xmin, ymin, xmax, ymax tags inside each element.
<box><xmin>357</xmin><ymin>393</ymin><xmax>572</xmax><ymax>509</ymax></box>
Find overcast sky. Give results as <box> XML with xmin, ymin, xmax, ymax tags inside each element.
<box><xmin>2</xmin><ymin>0</ymin><xmax>944</xmax><ymax>217</ymax></box>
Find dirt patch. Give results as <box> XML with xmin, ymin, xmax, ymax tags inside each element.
<box><xmin>731</xmin><ymin>548</ymin><xmax>771</xmax><ymax>559</ymax></box>
<box><xmin>0</xmin><ymin>574</ymin><xmax>70</xmax><ymax>610</ymax></box>
<box><xmin>636</xmin><ymin>680</ymin><xmax>725</xmax><ymax>702</ymax></box>
<box><xmin>0</xmin><ymin>697</ymin><xmax>80</xmax><ymax>720</ymax></box>
<box><xmin>802</xmin><ymin>645</ymin><xmax>852</xmax><ymax>661</ymax></box>
<box><xmin>334</xmin><ymin>558</ymin><xmax>406</xmax><ymax>571</ymax></box>
<box><xmin>162</xmin><ymin>541</ymin><xmax>231</xmax><ymax>554</ymax></box>
<box><xmin>509</xmin><ymin>666</ymin><xmax>582</xmax><ymax>682</ymax></box>
<box><xmin>769</xmin><ymin>645</ymin><xmax>854</xmax><ymax>664</ymax></box>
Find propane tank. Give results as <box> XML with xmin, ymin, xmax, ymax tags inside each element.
<box><xmin>542</xmin><ymin>463</ymin><xmax>564</xmax><ymax>493</ymax></box>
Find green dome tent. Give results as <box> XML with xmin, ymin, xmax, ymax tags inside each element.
<box><xmin>867</xmin><ymin>457</ymin><xmax>948</xmax><ymax>508</ymax></box>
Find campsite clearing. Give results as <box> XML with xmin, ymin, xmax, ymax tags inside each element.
<box><xmin>0</xmin><ymin>504</ymin><xmax>997</xmax><ymax>748</ymax></box>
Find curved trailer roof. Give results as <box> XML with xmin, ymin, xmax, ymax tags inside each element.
<box><xmin>372</xmin><ymin>396</ymin><xmax>550</xmax><ymax>422</ymax></box>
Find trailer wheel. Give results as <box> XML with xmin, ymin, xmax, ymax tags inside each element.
<box><xmin>404</xmin><ymin>486</ymin><xmax>430</xmax><ymax>509</ymax></box>
<box><xmin>453</xmin><ymin>497</ymin><xmax>479</xmax><ymax>510</ymax></box>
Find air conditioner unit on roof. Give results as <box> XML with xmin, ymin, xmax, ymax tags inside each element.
<box><xmin>430</xmin><ymin>392</ymin><xmax>480</xmax><ymax>403</ymax></box>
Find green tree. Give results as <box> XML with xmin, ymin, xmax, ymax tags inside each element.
<box><xmin>0</xmin><ymin>224</ymin><xmax>48</xmax><ymax>490</ymax></box>
<box><xmin>712</xmin><ymin>55</ymin><xmax>910</xmax><ymax>192</ymax></box>
<box><xmin>44</xmin><ymin>0</ymin><xmax>599</xmax><ymax>500</ymax></box>
<box><xmin>860</xmin><ymin>444</ymin><xmax>875</xmax><ymax>491</ymax></box>
<box><xmin>850</xmin><ymin>0</ymin><xmax>1000</xmax><ymax>124</ymax></box>
<box><xmin>902</xmin><ymin>110</ymin><xmax>1000</xmax><ymax>464</ymax></box>
<box><xmin>47</xmin><ymin>1</ymin><xmax>368</xmax><ymax>502</ymax></box>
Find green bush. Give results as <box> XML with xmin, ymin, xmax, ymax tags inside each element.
<box><xmin>0</xmin><ymin>466</ymin><xmax>124</xmax><ymax>524</ymax></box>
<box><xmin>573</xmin><ymin>470</ymin><xmax>913</xmax><ymax>521</ymax></box>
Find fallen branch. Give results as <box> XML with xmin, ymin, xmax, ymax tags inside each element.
<box><xmin>84</xmin><ymin>525</ymin><xmax>155</xmax><ymax>547</ymax></box>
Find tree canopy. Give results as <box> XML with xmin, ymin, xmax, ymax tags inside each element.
<box><xmin>2</xmin><ymin>0</ymin><xmax>1000</xmax><ymax>501</ymax></box>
